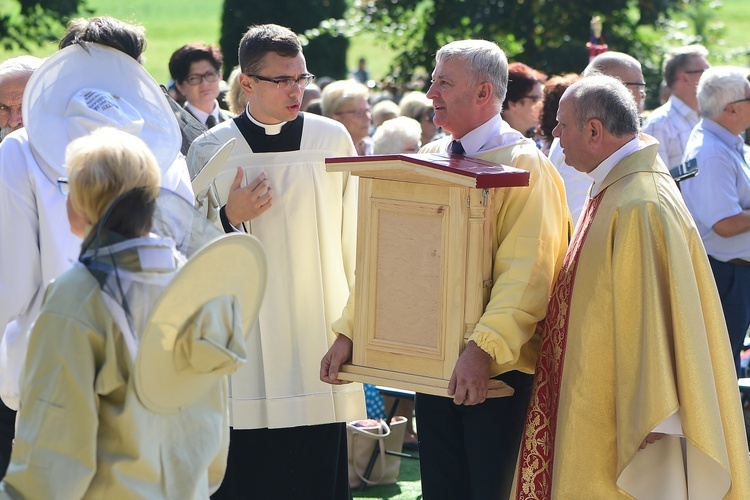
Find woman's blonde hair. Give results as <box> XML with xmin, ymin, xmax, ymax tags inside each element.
<box><xmin>320</xmin><ymin>79</ymin><xmax>369</xmax><ymax>118</ymax></box>
<box><xmin>66</xmin><ymin>127</ymin><xmax>161</xmax><ymax>225</ymax></box>
<box><xmin>225</xmin><ymin>65</ymin><xmax>248</xmax><ymax>115</ymax></box>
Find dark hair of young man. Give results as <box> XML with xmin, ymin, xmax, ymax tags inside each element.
<box><xmin>238</xmin><ymin>24</ymin><xmax>302</xmax><ymax>76</ymax></box>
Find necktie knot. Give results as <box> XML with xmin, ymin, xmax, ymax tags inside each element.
<box><xmin>205</xmin><ymin>114</ymin><xmax>217</xmax><ymax>128</ymax></box>
<box><xmin>450</xmin><ymin>139</ymin><xmax>465</xmax><ymax>155</ymax></box>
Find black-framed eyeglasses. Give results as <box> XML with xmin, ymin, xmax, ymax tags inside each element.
<box><xmin>684</xmin><ymin>69</ymin><xmax>706</xmax><ymax>75</ymax></box>
<box><xmin>184</xmin><ymin>70</ymin><xmax>221</xmax><ymax>86</ymax></box>
<box><xmin>624</xmin><ymin>82</ymin><xmax>647</xmax><ymax>97</ymax></box>
<box><xmin>246</xmin><ymin>73</ymin><xmax>315</xmax><ymax>90</ymax></box>
<box><xmin>57</xmin><ymin>177</ymin><xmax>70</xmax><ymax>196</ymax></box>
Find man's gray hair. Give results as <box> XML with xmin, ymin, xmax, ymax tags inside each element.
<box><xmin>567</xmin><ymin>75</ymin><xmax>640</xmax><ymax>137</ymax></box>
<box><xmin>435</xmin><ymin>39</ymin><xmax>508</xmax><ymax>102</ymax></box>
<box><xmin>663</xmin><ymin>44</ymin><xmax>708</xmax><ymax>88</ymax></box>
<box><xmin>0</xmin><ymin>55</ymin><xmax>43</xmax><ymax>81</ymax></box>
<box><xmin>697</xmin><ymin>66</ymin><xmax>750</xmax><ymax>119</ymax></box>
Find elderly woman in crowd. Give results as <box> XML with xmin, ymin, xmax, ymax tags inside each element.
<box><xmin>399</xmin><ymin>90</ymin><xmax>440</xmax><ymax>147</ymax></box>
<box><xmin>321</xmin><ymin>80</ymin><xmax>372</xmax><ymax>155</ymax></box>
<box><xmin>371</xmin><ymin>98</ymin><xmax>400</xmax><ymax>129</ymax></box>
<box><xmin>372</xmin><ymin>115</ymin><xmax>422</xmax><ymax>154</ymax></box>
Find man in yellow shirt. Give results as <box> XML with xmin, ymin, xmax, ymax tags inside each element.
<box><xmin>322</xmin><ymin>39</ymin><xmax>569</xmax><ymax>499</ymax></box>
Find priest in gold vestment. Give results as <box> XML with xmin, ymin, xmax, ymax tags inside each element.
<box><xmin>515</xmin><ymin>75</ymin><xmax>750</xmax><ymax>499</ymax></box>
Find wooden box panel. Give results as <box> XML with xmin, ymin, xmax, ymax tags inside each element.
<box><xmin>327</xmin><ymin>154</ymin><xmax>528</xmax><ymax>397</ymax></box>
<box><xmin>353</xmin><ymin>179</ymin><xmax>468</xmax><ymax>382</ymax></box>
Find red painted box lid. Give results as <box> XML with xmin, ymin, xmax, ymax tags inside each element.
<box><xmin>326</xmin><ymin>153</ymin><xmax>530</xmax><ymax>189</ymax></box>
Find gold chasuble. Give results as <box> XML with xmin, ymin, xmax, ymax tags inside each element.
<box><xmin>516</xmin><ymin>141</ymin><xmax>750</xmax><ymax>499</ymax></box>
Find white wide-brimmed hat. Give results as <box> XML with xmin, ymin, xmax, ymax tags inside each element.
<box><xmin>23</xmin><ymin>42</ymin><xmax>180</xmax><ymax>184</ymax></box>
<box><xmin>134</xmin><ymin>233</ymin><xmax>267</xmax><ymax>414</ymax></box>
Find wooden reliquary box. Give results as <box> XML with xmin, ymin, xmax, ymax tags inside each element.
<box><xmin>325</xmin><ymin>153</ymin><xmax>529</xmax><ymax>397</ymax></box>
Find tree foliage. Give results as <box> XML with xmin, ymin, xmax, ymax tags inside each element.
<box><xmin>347</xmin><ymin>0</ymin><xmax>689</xmax><ymax>77</ymax></box>
<box><xmin>0</xmin><ymin>0</ymin><xmax>87</xmax><ymax>51</ymax></box>
<box><xmin>220</xmin><ymin>0</ymin><xmax>349</xmax><ymax>79</ymax></box>
<box><xmin>316</xmin><ymin>0</ymin><xmax>715</xmax><ymax>107</ymax></box>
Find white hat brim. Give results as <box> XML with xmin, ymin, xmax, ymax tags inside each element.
<box><xmin>134</xmin><ymin>233</ymin><xmax>267</xmax><ymax>414</ymax></box>
<box><xmin>23</xmin><ymin>43</ymin><xmax>180</xmax><ymax>184</ymax></box>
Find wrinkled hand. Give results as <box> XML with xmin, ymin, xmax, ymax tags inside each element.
<box><xmin>639</xmin><ymin>432</ymin><xmax>665</xmax><ymax>450</ymax></box>
<box><xmin>320</xmin><ymin>335</ymin><xmax>353</xmax><ymax>385</ymax></box>
<box><xmin>448</xmin><ymin>341</ymin><xmax>492</xmax><ymax>405</ymax></box>
<box><xmin>225</xmin><ymin>168</ymin><xmax>273</xmax><ymax>226</ymax></box>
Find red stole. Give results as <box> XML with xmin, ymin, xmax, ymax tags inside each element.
<box><xmin>515</xmin><ymin>191</ymin><xmax>606</xmax><ymax>499</ymax></box>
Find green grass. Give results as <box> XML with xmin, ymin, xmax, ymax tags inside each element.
<box><xmin>346</xmin><ymin>31</ymin><xmax>400</xmax><ymax>82</ymax></box>
<box><xmin>712</xmin><ymin>0</ymin><xmax>750</xmax><ymax>65</ymax></box>
<box><xmin>352</xmin><ymin>450</ymin><xmax>422</xmax><ymax>500</ymax></box>
<box><xmin>84</xmin><ymin>0</ymin><xmax>222</xmax><ymax>84</ymax></box>
<box><xmin>0</xmin><ymin>0</ymin><xmax>223</xmax><ymax>85</ymax></box>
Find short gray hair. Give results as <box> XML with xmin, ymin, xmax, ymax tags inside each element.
<box><xmin>0</xmin><ymin>55</ymin><xmax>43</xmax><ymax>81</ymax></box>
<box><xmin>663</xmin><ymin>44</ymin><xmax>708</xmax><ymax>88</ymax></box>
<box><xmin>697</xmin><ymin>66</ymin><xmax>750</xmax><ymax>119</ymax></box>
<box><xmin>566</xmin><ymin>75</ymin><xmax>640</xmax><ymax>137</ymax></box>
<box><xmin>372</xmin><ymin>116</ymin><xmax>422</xmax><ymax>154</ymax></box>
<box><xmin>435</xmin><ymin>39</ymin><xmax>508</xmax><ymax>102</ymax></box>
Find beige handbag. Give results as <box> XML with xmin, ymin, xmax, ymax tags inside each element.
<box><xmin>347</xmin><ymin>416</ymin><xmax>408</xmax><ymax>488</ymax></box>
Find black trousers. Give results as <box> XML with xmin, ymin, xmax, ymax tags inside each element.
<box><xmin>709</xmin><ymin>256</ymin><xmax>750</xmax><ymax>377</ymax></box>
<box><xmin>415</xmin><ymin>370</ymin><xmax>533</xmax><ymax>500</ymax></box>
<box><xmin>211</xmin><ymin>422</ymin><xmax>350</xmax><ymax>500</ymax></box>
<box><xmin>0</xmin><ymin>396</ymin><xmax>15</xmax><ymax>480</ymax></box>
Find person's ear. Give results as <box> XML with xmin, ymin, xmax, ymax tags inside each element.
<box><xmin>587</xmin><ymin>118</ymin><xmax>604</xmax><ymax>143</ymax></box>
<box><xmin>239</xmin><ymin>73</ymin><xmax>255</xmax><ymax>95</ymax></box>
<box><xmin>477</xmin><ymin>82</ymin><xmax>492</xmax><ymax>103</ymax></box>
<box><xmin>175</xmin><ymin>80</ymin><xmax>186</xmax><ymax>97</ymax></box>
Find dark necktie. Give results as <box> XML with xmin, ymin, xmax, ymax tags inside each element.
<box><xmin>205</xmin><ymin>114</ymin><xmax>217</xmax><ymax>128</ymax></box>
<box><xmin>450</xmin><ymin>139</ymin><xmax>465</xmax><ymax>155</ymax></box>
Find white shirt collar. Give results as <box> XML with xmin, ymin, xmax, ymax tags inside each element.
<box><xmin>670</xmin><ymin>95</ymin><xmax>699</xmax><ymax>121</ymax></box>
<box><xmin>186</xmin><ymin>101</ymin><xmax>220</xmax><ymax>126</ymax></box>
<box><xmin>588</xmin><ymin>136</ymin><xmax>643</xmax><ymax>196</ymax></box>
<box><xmin>245</xmin><ymin>106</ymin><xmax>287</xmax><ymax>135</ymax></box>
<box><xmin>450</xmin><ymin>113</ymin><xmax>526</xmax><ymax>155</ymax></box>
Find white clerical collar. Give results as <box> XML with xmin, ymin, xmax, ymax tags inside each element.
<box><xmin>245</xmin><ymin>106</ymin><xmax>287</xmax><ymax>135</ymax></box>
<box><xmin>186</xmin><ymin>101</ymin><xmax>219</xmax><ymax>126</ymax></box>
<box><xmin>588</xmin><ymin>135</ymin><xmax>643</xmax><ymax>197</ymax></box>
<box><xmin>451</xmin><ymin>113</ymin><xmax>525</xmax><ymax>155</ymax></box>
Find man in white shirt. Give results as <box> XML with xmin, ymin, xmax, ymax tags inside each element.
<box><xmin>548</xmin><ymin>51</ymin><xmax>646</xmax><ymax>226</ymax></box>
<box><xmin>680</xmin><ymin>66</ymin><xmax>750</xmax><ymax>376</ymax></box>
<box><xmin>0</xmin><ymin>56</ymin><xmax>41</xmax><ymax>142</ymax></box>
<box><xmin>642</xmin><ymin>45</ymin><xmax>710</xmax><ymax>170</ymax></box>
<box><xmin>0</xmin><ymin>53</ymin><xmax>41</xmax><ymax>480</ymax></box>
